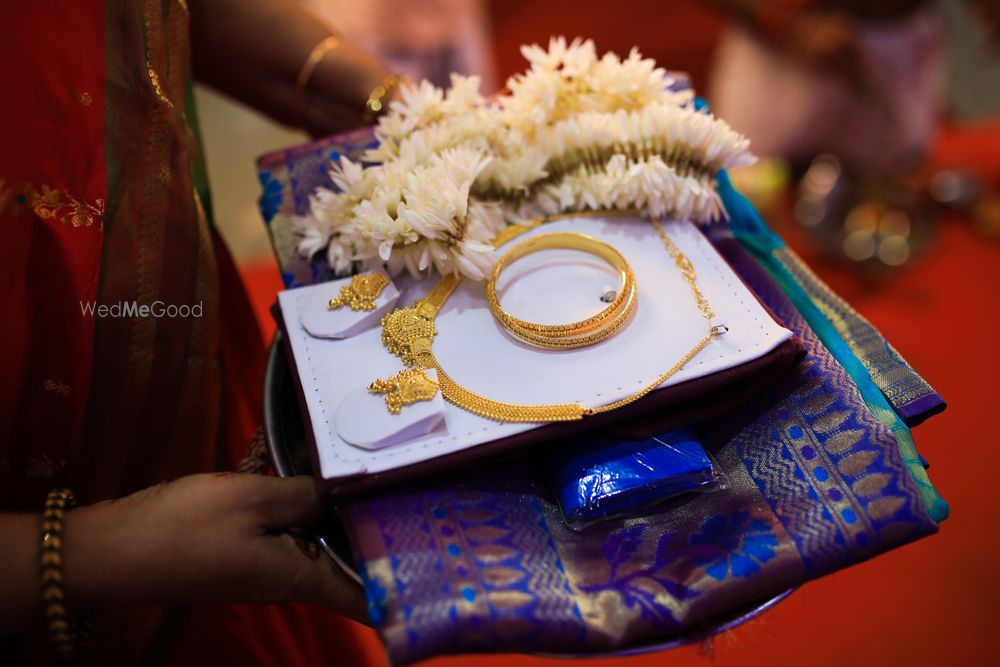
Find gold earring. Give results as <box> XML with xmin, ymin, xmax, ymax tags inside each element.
<box><xmin>369</xmin><ymin>368</ymin><xmax>439</xmax><ymax>414</ymax></box>
<box><xmin>328</xmin><ymin>272</ymin><xmax>390</xmax><ymax>312</ymax></box>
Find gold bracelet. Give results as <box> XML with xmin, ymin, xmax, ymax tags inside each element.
<box><xmin>295</xmin><ymin>35</ymin><xmax>341</xmax><ymax>129</ymax></box>
<box><xmin>40</xmin><ymin>488</ymin><xmax>88</xmax><ymax>660</ymax></box>
<box><xmin>364</xmin><ymin>74</ymin><xmax>405</xmax><ymax>123</ymax></box>
<box><xmin>377</xmin><ymin>213</ymin><xmax>724</xmax><ymax>422</ymax></box>
<box><xmin>486</xmin><ymin>232</ymin><xmax>637</xmax><ymax>349</ymax></box>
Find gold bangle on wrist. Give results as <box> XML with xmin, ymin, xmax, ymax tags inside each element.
<box><xmin>486</xmin><ymin>232</ymin><xmax>637</xmax><ymax>349</ymax></box>
<box><xmin>295</xmin><ymin>35</ymin><xmax>341</xmax><ymax>129</ymax></box>
<box><xmin>40</xmin><ymin>488</ymin><xmax>88</xmax><ymax>660</ymax></box>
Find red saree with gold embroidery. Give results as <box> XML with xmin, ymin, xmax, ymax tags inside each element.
<box><xmin>0</xmin><ymin>3</ymin><xmax>370</xmax><ymax>665</ymax></box>
<box><xmin>0</xmin><ymin>0</ymin><xmax>262</xmax><ymax>508</ymax></box>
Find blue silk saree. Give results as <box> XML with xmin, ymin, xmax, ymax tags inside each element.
<box><xmin>257</xmin><ymin>132</ymin><xmax>946</xmax><ymax>665</ymax></box>
<box><xmin>334</xmin><ymin>192</ymin><xmax>944</xmax><ymax>664</ymax></box>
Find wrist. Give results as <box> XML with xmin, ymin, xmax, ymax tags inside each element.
<box><xmin>60</xmin><ymin>500</ymin><xmax>137</xmax><ymax>608</ymax></box>
<box><xmin>0</xmin><ymin>513</ymin><xmax>44</xmax><ymax>635</ymax></box>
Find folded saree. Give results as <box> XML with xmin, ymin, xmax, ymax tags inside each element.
<box><xmin>339</xmin><ymin>193</ymin><xmax>945</xmax><ymax>663</ymax></box>
<box><xmin>715</xmin><ymin>173</ymin><xmax>948</xmax><ymax>521</ymax></box>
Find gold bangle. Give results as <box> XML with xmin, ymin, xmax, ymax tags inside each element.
<box><xmin>295</xmin><ymin>35</ymin><xmax>341</xmax><ymax>128</ymax></box>
<box><xmin>364</xmin><ymin>74</ymin><xmax>405</xmax><ymax>123</ymax></box>
<box><xmin>40</xmin><ymin>488</ymin><xmax>88</xmax><ymax>660</ymax></box>
<box><xmin>486</xmin><ymin>232</ymin><xmax>637</xmax><ymax>349</ymax></box>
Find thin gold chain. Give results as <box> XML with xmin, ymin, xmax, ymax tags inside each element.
<box><xmin>378</xmin><ymin>212</ymin><xmax>722</xmax><ymax>422</ymax></box>
<box><xmin>584</xmin><ymin>331</ymin><xmax>715</xmax><ymax>415</ymax></box>
<box><xmin>653</xmin><ymin>218</ymin><xmax>715</xmax><ymax>321</ymax></box>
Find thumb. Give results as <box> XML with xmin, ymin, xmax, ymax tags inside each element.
<box><xmin>268</xmin><ymin>530</ymin><xmax>372</xmax><ymax>624</ymax></box>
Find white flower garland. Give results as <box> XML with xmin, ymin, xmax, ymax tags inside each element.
<box><xmin>291</xmin><ymin>37</ymin><xmax>756</xmax><ymax>281</ymax></box>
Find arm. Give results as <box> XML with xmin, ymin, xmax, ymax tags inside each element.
<box><xmin>189</xmin><ymin>0</ymin><xmax>393</xmax><ymax>135</ymax></box>
<box><xmin>0</xmin><ymin>473</ymin><xmax>367</xmax><ymax>638</ymax></box>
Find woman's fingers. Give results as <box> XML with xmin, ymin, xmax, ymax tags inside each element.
<box><xmin>254</xmin><ymin>529</ymin><xmax>371</xmax><ymax>624</ymax></box>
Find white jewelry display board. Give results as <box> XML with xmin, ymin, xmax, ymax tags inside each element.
<box><xmin>277</xmin><ymin>215</ymin><xmax>793</xmax><ymax>484</ymax></box>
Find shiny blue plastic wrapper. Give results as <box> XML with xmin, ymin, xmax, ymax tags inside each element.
<box><xmin>552</xmin><ymin>428</ymin><xmax>717</xmax><ymax>525</ymax></box>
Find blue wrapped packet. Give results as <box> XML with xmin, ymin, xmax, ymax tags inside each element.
<box><xmin>551</xmin><ymin>429</ymin><xmax>717</xmax><ymax>525</ymax></box>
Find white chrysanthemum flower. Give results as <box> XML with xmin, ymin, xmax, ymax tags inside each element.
<box><xmin>520</xmin><ymin>37</ymin><xmax>597</xmax><ymax>77</ymax></box>
<box><xmin>398</xmin><ymin>147</ymin><xmax>489</xmax><ymax>240</ymax></box>
<box><xmin>584</xmin><ymin>48</ymin><xmax>665</xmax><ymax>111</ymax></box>
<box><xmin>329</xmin><ymin>156</ymin><xmax>370</xmax><ymax>201</ymax></box>
<box><xmin>390</xmin><ymin>79</ymin><xmax>443</xmax><ymax>128</ymax></box>
<box><xmin>326</xmin><ymin>238</ymin><xmax>355</xmax><ymax>275</ymax></box>
<box><xmin>442</xmin><ymin>73</ymin><xmax>484</xmax><ymax>113</ymax></box>
<box><xmin>479</xmin><ymin>145</ymin><xmax>548</xmax><ymax>195</ymax></box>
<box><xmin>293</xmin><ymin>214</ymin><xmax>332</xmax><ymax>259</ymax></box>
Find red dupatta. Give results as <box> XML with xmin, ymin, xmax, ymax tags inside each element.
<box><xmin>0</xmin><ymin>5</ymin><xmax>375</xmax><ymax>665</ymax></box>
<box><xmin>0</xmin><ymin>0</ymin><xmax>264</xmax><ymax>511</ymax></box>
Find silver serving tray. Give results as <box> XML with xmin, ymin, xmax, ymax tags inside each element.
<box><xmin>263</xmin><ymin>331</ymin><xmax>794</xmax><ymax>657</ymax></box>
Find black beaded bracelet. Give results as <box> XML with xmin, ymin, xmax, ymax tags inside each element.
<box><xmin>40</xmin><ymin>488</ymin><xmax>88</xmax><ymax>660</ymax></box>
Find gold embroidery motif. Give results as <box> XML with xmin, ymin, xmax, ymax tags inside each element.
<box><xmin>328</xmin><ymin>273</ymin><xmax>390</xmax><ymax>311</ymax></box>
<box><xmin>43</xmin><ymin>380</ymin><xmax>73</xmax><ymax>397</ymax></box>
<box><xmin>0</xmin><ymin>179</ymin><xmax>104</xmax><ymax>228</ymax></box>
<box><xmin>77</xmin><ymin>91</ymin><xmax>93</xmax><ymax>106</ymax></box>
<box><xmin>369</xmin><ymin>369</ymin><xmax>439</xmax><ymax>414</ymax></box>
<box><xmin>32</xmin><ymin>185</ymin><xmax>104</xmax><ymax>228</ymax></box>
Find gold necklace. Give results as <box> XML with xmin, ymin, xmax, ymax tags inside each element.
<box><xmin>374</xmin><ymin>213</ymin><xmax>724</xmax><ymax>423</ymax></box>
<box><xmin>485</xmin><ymin>232</ymin><xmax>638</xmax><ymax>349</ymax></box>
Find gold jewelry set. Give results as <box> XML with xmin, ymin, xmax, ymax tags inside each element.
<box><xmin>362</xmin><ymin>212</ymin><xmax>725</xmax><ymax>422</ymax></box>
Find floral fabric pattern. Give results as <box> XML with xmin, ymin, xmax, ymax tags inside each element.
<box><xmin>690</xmin><ymin>511</ymin><xmax>778</xmax><ymax>580</ymax></box>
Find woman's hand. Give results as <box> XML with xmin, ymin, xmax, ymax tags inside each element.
<box><xmin>61</xmin><ymin>474</ymin><xmax>367</xmax><ymax>622</ymax></box>
<box><xmin>190</xmin><ymin>0</ymin><xmax>394</xmax><ymax>135</ymax></box>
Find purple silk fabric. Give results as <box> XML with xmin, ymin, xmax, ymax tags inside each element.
<box><xmin>339</xmin><ymin>230</ymin><xmax>938</xmax><ymax>664</ymax></box>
